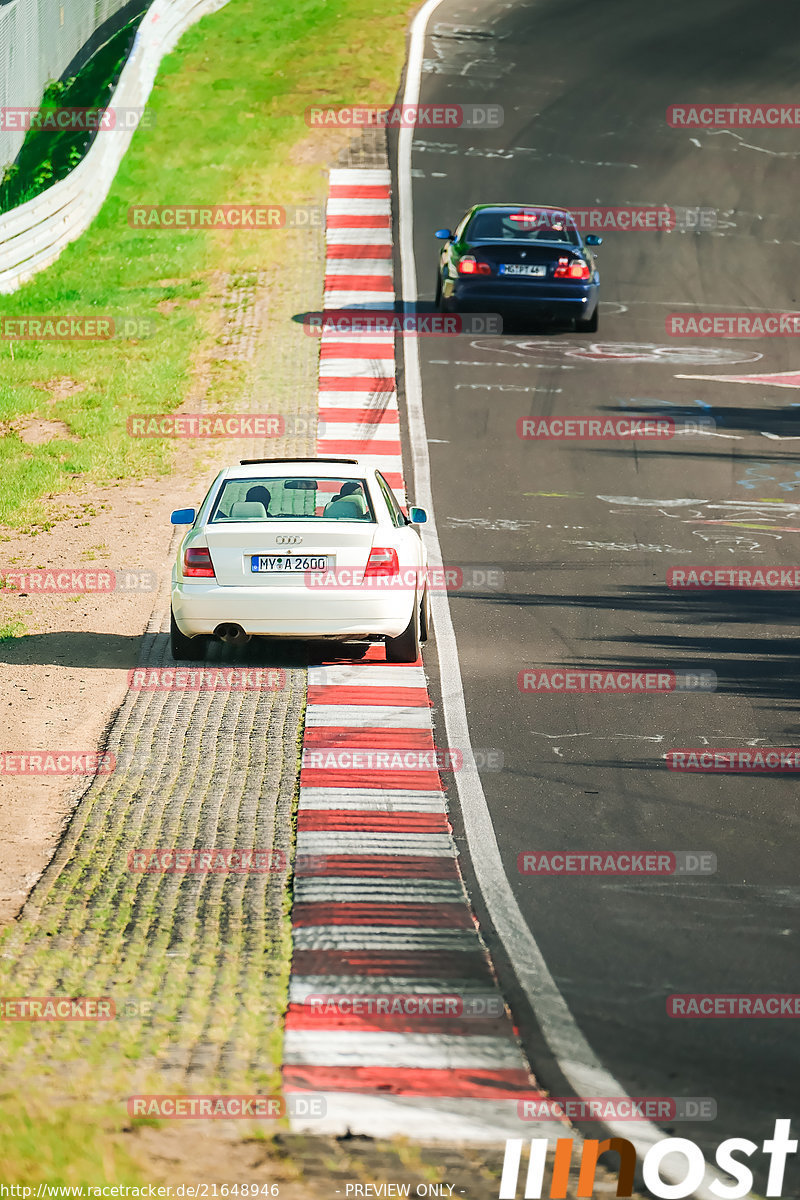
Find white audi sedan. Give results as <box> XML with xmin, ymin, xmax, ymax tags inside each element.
<box><xmin>170</xmin><ymin>457</ymin><xmax>430</xmax><ymax>663</ymax></box>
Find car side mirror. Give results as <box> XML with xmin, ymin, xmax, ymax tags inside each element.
<box><xmin>435</xmin><ymin>228</ymin><xmax>452</xmax><ymax>240</ymax></box>
<box><xmin>408</xmin><ymin>506</ymin><xmax>427</xmax><ymax>524</ymax></box>
<box><xmin>585</xmin><ymin>234</ymin><xmax>602</xmax><ymax>246</ymax></box>
<box><xmin>171</xmin><ymin>508</ymin><xmax>196</xmax><ymax>524</ymax></box>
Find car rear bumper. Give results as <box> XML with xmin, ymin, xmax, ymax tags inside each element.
<box><xmin>451</xmin><ymin>279</ymin><xmax>599</xmax><ymax>317</ymax></box>
<box><xmin>172</xmin><ymin>582</ymin><xmax>415</xmax><ymax>638</ymax></box>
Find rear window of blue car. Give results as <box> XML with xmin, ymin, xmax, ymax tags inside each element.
<box><xmin>466</xmin><ymin>210</ymin><xmax>581</xmax><ymax>246</ymax></box>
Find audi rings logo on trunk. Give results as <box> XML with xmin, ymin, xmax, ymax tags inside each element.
<box><xmin>276</xmin><ymin>536</ymin><xmax>302</xmax><ymax>545</ymax></box>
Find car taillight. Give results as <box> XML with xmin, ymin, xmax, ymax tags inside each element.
<box><xmin>553</xmin><ymin>256</ymin><xmax>591</xmax><ymax>280</ymax></box>
<box><xmin>183</xmin><ymin>547</ymin><xmax>216</xmax><ymax>578</ymax></box>
<box><xmin>457</xmin><ymin>256</ymin><xmax>492</xmax><ymax>276</ymax></box>
<box><xmin>364</xmin><ymin>547</ymin><xmax>399</xmax><ymax>578</ymax></box>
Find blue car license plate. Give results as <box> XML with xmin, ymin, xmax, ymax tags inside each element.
<box><xmin>499</xmin><ymin>263</ymin><xmax>546</xmax><ymax>276</ymax></box>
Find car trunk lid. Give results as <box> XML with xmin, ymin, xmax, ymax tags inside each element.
<box><xmin>202</xmin><ymin>522</ymin><xmax>377</xmax><ymax>587</ymax></box>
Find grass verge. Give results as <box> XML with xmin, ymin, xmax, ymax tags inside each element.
<box><xmin>0</xmin><ymin>0</ymin><xmax>416</xmax><ymax>528</ymax></box>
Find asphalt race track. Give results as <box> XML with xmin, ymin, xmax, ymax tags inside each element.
<box><xmin>396</xmin><ymin>0</ymin><xmax>800</xmax><ymax>1189</ymax></box>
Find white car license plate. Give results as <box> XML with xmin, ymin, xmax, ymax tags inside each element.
<box><xmin>499</xmin><ymin>263</ymin><xmax>546</xmax><ymax>276</ymax></box>
<box><xmin>251</xmin><ymin>554</ymin><xmax>332</xmax><ymax>572</ymax></box>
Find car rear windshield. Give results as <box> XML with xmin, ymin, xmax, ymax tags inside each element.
<box><xmin>465</xmin><ymin>210</ymin><xmax>581</xmax><ymax>246</ymax></box>
<box><xmin>208</xmin><ymin>477</ymin><xmax>375</xmax><ymax>522</ymax></box>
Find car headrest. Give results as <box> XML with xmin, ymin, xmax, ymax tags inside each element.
<box><xmin>323</xmin><ymin>497</ymin><xmax>365</xmax><ymax>519</ymax></box>
<box><xmin>229</xmin><ymin>501</ymin><xmax>267</xmax><ymax>519</ymax></box>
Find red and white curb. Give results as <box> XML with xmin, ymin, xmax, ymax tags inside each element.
<box><xmin>282</xmin><ymin>168</ymin><xmax>545</xmax><ymax>1140</ymax></box>
<box><xmin>317</xmin><ymin>168</ymin><xmax>404</xmax><ymax>495</ymax></box>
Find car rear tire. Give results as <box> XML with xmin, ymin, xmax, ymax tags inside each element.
<box><xmin>575</xmin><ymin>307</ymin><xmax>598</xmax><ymax>333</ymax></box>
<box><xmin>385</xmin><ymin>601</ymin><xmax>421</xmax><ymax>664</ymax></box>
<box><xmin>170</xmin><ymin>608</ymin><xmax>207</xmax><ymax>661</ymax></box>
<box><xmin>437</xmin><ymin>278</ymin><xmax>456</xmax><ymax>314</ymax></box>
<box><xmin>419</xmin><ymin>586</ymin><xmax>431</xmax><ymax>643</ymax></box>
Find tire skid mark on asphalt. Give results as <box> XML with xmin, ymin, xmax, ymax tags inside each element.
<box><xmin>283</xmin><ymin>168</ymin><xmax>543</xmax><ymax>1139</ymax></box>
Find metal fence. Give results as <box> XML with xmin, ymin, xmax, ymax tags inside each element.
<box><xmin>0</xmin><ymin>0</ymin><xmax>231</xmax><ymax>292</ymax></box>
<box><xmin>0</xmin><ymin>0</ymin><xmax>146</xmax><ymax>174</ymax></box>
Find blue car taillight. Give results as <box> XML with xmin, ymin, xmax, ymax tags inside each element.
<box><xmin>458</xmin><ymin>256</ymin><xmax>493</xmax><ymax>276</ymax></box>
<box><xmin>553</xmin><ymin>256</ymin><xmax>591</xmax><ymax>280</ymax></box>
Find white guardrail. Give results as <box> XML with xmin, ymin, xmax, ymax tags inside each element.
<box><xmin>0</xmin><ymin>0</ymin><xmax>231</xmax><ymax>294</ymax></box>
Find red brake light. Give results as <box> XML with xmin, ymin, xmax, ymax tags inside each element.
<box><xmin>364</xmin><ymin>547</ymin><xmax>399</xmax><ymax>578</ymax></box>
<box><xmin>183</xmin><ymin>546</ymin><xmax>216</xmax><ymax>578</ymax></box>
<box><xmin>457</xmin><ymin>256</ymin><xmax>492</xmax><ymax>276</ymax></box>
<box><xmin>553</xmin><ymin>256</ymin><xmax>590</xmax><ymax>280</ymax></box>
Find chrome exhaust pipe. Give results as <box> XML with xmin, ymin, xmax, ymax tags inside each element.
<box><xmin>214</xmin><ymin>623</ymin><xmax>252</xmax><ymax>646</ymax></box>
